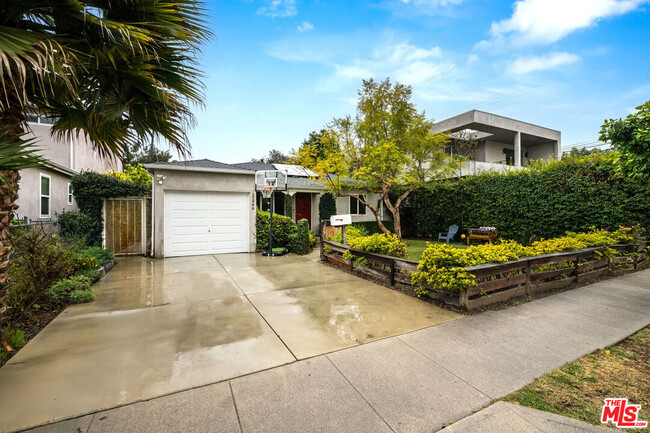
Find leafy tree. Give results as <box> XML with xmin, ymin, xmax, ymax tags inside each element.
<box><xmin>288</xmin><ymin>129</ymin><xmax>338</xmax><ymax>169</ymax></box>
<box><xmin>562</xmin><ymin>146</ymin><xmax>611</xmax><ymax>160</ymax></box>
<box><xmin>452</xmin><ymin>129</ymin><xmax>481</xmax><ymax>159</ymax></box>
<box><xmin>0</xmin><ymin>2</ymin><xmax>211</xmax><ymax>295</ymax></box>
<box><xmin>600</xmin><ymin>101</ymin><xmax>650</xmax><ymax>180</ymax></box>
<box><xmin>314</xmin><ymin>78</ymin><xmax>458</xmax><ymax>240</ymax></box>
<box><xmin>122</xmin><ymin>140</ymin><xmax>172</xmax><ymax>165</ymax></box>
<box><xmin>251</xmin><ymin>149</ymin><xmax>289</xmax><ymax>164</ymax></box>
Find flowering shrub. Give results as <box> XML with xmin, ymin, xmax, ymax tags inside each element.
<box><xmin>413</xmin><ymin>226</ymin><xmax>643</xmax><ymax>295</ymax></box>
<box><xmin>348</xmin><ymin>233</ymin><xmax>409</xmax><ymax>259</ymax></box>
<box><xmin>72</xmin><ymin>254</ymin><xmax>100</xmax><ymax>272</ymax></box>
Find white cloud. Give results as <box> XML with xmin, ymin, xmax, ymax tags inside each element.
<box><xmin>257</xmin><ymin>0</ymin><xmax>297</xmax><ymax>18</ymax></box>
<box><xmin>481</xmin><ymin>0</ymin><xmax>648</xmax><ymax>47</ymax></box>
<box><xmin>297</xmin><ymin>21</ymin><xmax>313</xmax><ymax>32</ymax></box>
<box><xmin>508</xmin><ymin>52</ymin><xmax>580</xmax><ymax>74</ymax></box>
<box><xmin>467</xmin><ymin>54</ymin><xmax>479</xmax><ymax>63</ymax></box>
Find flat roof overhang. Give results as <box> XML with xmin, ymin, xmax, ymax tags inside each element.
<box><xmin>433</xmin><ymin>110</ymin><xmax>561</xmax><ymax>146</ymax></box>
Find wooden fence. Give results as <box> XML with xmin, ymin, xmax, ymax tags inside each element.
<box><xmin>321</xmin><ymin>236</ymin><xmax>649</xmax><ymax>309</ymax></box>
<box><xmin>103</xmin><ymin>197</ymin><xmax>152</xmax><ymax>255</ymax></box>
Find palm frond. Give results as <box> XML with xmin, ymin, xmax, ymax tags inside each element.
<box><xmin>0</xmin><ymin>127</ymin><xmax>45</xmax><ymax>185</ymax></box>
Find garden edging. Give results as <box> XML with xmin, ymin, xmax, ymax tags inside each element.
<box><xmin>321</xmin><ymin>240</ymin><xmax>649</xmax><ymax>309</ymax></box>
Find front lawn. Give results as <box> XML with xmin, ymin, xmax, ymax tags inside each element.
<box><xmin>404</xmin><ymin>239</ymin><xmax>468</xmax><ymax>261</ymax></box>
<box><xmin>503</xmin><ymin>326</ymin><xmax>650</xmax><ymax>429</ymax></box>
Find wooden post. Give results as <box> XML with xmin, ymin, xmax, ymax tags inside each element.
<box><xmin>525</xmin><ymin>259</ymin><xmax>531</xmax><ymax>296</ymax></box>
<box><xmin>459</xmin><ymin>289</ymin><xmax>468</xmax><ymax>308</ymax></box>
<box><xmin>320</xmin><ymin>220</ymin><xmax>325</xmax><ymax>261</ymax></box>
<box><xmin>342</xmin><ymin>225</ymin><xmax>347</xmax><ymax>245</ymax></box>
<box><xmin>390</xmin><ymin>259</ymin><xmax>395</xmax><ymax>286</ymax></box>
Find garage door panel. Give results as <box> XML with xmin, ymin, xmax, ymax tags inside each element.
<box><xmin>165</xmin><ymin>191</ymin><xmax>249</xmax><ymax>257</ymax></box>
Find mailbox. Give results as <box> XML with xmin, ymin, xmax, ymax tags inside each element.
<box><xmin>330</xmin><ymin>214</ymin><xmax>352</xmax><ymax>227</ymax></box>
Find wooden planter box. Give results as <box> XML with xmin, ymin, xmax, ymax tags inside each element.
<box><xmin>321</xmin><ymin>238</ymin><xmax>648</xmax><ymax>310</ymax></box>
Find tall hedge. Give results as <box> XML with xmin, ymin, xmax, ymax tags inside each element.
<box><xmin>318</xmin><ymin>193</ymin><xmax>337</xmax><ymax>221</ymax></box>
<box><xmin>255</xmin><ymin>210</ymin><xmax>297</xmax><ymax>251</ymax></box>
<box><xmin>70</xmin><ymin>171</ymin><xmax>149</xmax><ymax>246</ymax></box>
<box><xmin>400</xmin><ymin>153</ymin><xmax>650</xmax><ymax>244</ymax></box>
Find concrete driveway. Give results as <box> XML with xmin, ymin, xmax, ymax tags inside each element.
<box><xmin>0</xmin><ymin>252</ymin><xmax>459</xmax><ymax>432</ymax></box>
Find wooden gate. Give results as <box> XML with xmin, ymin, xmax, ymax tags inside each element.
<box><xmin>103</xmin><ymin>197</ymin><xmax>152</xmax><ymax>255</ymax></box>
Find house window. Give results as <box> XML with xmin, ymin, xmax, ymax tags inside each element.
<box><xmin>68</xmin><ymin>182</ymin><xmax>73</xmax><ymax>205</ymax></box>
<box><xmin>40</xmin><ymin>174</ymin><xmax>51</xmax><ymax>218</ymax></box>
<box><xmin>350</xmin><ymin>195</ymin><xmax>366</xmax><ymax>215</ymax></box>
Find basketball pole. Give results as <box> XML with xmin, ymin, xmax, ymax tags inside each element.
<box><xmin>268</xmin><ymin>192</ymin><xmax>273</xmax><ymax>252</ymax></box>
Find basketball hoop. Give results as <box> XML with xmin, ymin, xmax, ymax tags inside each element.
<box><xmin>255</xmin><ymin>169</ymin><xmax>288</xmax><ymax>256</ymax></box>
<box><xmin>259</xmin><ymin>184</ymin><xmax>275</xmax><ymax>199</ymax></box>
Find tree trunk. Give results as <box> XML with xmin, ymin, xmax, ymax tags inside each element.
<box><xmin>0</xmin><ymin>170</ymin><xmax>19</xmax><ymax>289</ymax></box>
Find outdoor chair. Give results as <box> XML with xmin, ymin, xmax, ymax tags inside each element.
<box><xmin>438</xmin><ymin>224</ymin><xmax>459</xmax><ymax>243</ymax></box>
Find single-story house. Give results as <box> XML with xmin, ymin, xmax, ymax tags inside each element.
<box><xmin>145</xmin><ymin>159</ymin><xmax>386</xmax><ymax>258</ymax></box>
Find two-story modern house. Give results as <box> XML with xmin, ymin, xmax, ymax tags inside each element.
<box><xmin>14</xmin><ymin>114</ymin><xmax>122</xmax><ymax>222</ymax></box>
<box><xmin>433</xmin><ymin>110</ymin><xmax>561</xmax><ymax>177</ymax></box>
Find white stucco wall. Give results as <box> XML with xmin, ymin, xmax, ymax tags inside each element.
<box><xmin>334</xmin><ymin>192</ymin><xmax>392</xmax><ymax>224</ymax></box>
<box><xmin>151</xmin><ymin>169</ymin><xmax>256</xmax><ymax>258</ymax></box>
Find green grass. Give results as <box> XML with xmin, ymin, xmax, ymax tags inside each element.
<box><xmin>503</xmin><ymin>326</ymin><xmax>650</xmax><ymax>429</ymax></box>
<box><xmin>404</xmin><ymin>239</ymin><xmax>468</xmax><ymax>261</ymax></box>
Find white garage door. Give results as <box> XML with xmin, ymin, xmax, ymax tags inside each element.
<box><xmin>164</xmin><ymin>191</ymin><xmax>250</xmax><ymax>257</ymax></box>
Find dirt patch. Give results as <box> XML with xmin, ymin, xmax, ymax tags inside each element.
<box><xmin>503</xmin><ymin>326</ymin><xmax>650</xmax><ymax>430</ymax></box>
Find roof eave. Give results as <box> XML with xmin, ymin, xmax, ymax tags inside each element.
<box><xmin>144</xmin><ymin>163</ymin><xmax>253</xmax><ymax>175</ymax></box>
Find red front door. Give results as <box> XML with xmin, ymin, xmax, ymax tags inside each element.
<box><xmin>294</xmin><ymin>193</ymin><xmax>312</xmax><ymax>229</ymax></box>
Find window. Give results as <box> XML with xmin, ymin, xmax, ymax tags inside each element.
<box><xmin>68</xmin><ymin>182</ymin><xmax>73</xmax><ymax>205</ymax></box>
<box><xmin>349</xmin><ymin>195</ymin><xmax>366</xmax><ymax>215</ymax></box>
<box><xmin>40</xmin><ymin>174</ymin><xmax>51</xmax><ymax>218</ymax></box>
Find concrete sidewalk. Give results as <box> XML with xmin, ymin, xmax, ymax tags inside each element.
<box><xmin>444</xmin><ymin>401</ymin><xmax>613</xmax><ymax>432</ymax></box>
<box><xmin>25</xmin><ymin>269</ymin><xmax>650</xmax><ymax>433</ymax></box>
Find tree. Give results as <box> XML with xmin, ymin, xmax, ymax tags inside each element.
<box><xmin>314</xmin><ymin>78</ymin><xmax>459</xmax><ymax>240</ymax></box>
<box><xmin>600</xmin><ymin>101</ymin><xmax>650</xmax><ymax>180</ymax></box>
<box><xmin>561</xmin><ymin>146</ymin><xmax>611</xmax><ymax>160</ymax></box>
<box><xmin>122</xmin><ymin>140</ymin><xmax>173</xmax><ymax>166</ymax></box>
<box><xmin>0</xmin><ymin>1</ymin><xmax>211</xmax><ymax>288</ymax></box>
<box><xmin>251</xmin><ymin>149</ymin><xmax>289</xmax><ymax>164</ymax></box>
<box><xmin>288</xmin><ymin>129</ymin><xmax>338</xmax><ymax>169</ymax></box>
<box><xmin>452</xmin><ymin>129</ymin><xmax>481</xmax><ymax>159</ymax></box>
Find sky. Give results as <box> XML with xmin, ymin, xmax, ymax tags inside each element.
<box><xmin>183</xmin><ymin>0</ymin><xmax>650</xmax><ymax>163</ymax></box>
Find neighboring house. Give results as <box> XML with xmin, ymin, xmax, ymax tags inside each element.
<box><xmin>145</xmin><ymin>159</ymin><xmax>388</xmax><ymax>258</ymax></box>
<box><xmin>14</xmin><ymin>114</ymin><xmax>122</xmax><ymax>222</ymax></box>
<box><xmin>433</xmin><ymin>110</ymin><xmax>561</xmax><ymax>176</ymax></box>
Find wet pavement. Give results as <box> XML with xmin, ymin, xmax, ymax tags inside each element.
<box><xmin>0</xmin><ymin>252</ymin><xmax>459</xmax><ymax>432</ymax></box>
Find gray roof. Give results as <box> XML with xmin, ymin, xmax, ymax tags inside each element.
<box><xmin>161</xmin><ymin>159</ymin><xmax>242</xmax><ymax>170</ymax></box>
<box><xmin>288</xmin><ymin>176</ymin><xmax>322</xmax><ymax>190</ymax></box>
<box><xmin>231</xmin><ymin>162</ymin><xmax>274</xmax><ymax>171</ymax></box>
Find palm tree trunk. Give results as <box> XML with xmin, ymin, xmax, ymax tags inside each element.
<box><xmin>0</xmin><ymin>170</ymin><xmax>19</xmax><ymax>289</ymax></box>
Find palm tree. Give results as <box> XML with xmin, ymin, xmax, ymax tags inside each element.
<box><xmin>0</xmin><ymin>1</ymin><xmax>211</xmax><ymax>287</ymax></box>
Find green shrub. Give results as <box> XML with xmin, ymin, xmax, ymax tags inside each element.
<box><xmin>0</xmin><ymin>326</ymin><xmax>25</xmax><ymax>365</ymax></box>
<box><xmin>352</xmin><ymin>220</ymin><xmax>395</xmax><ymax>235</ymax></box>
<box><xmin>8</xmin><ymin>229</ymin><xmax>74</xmax><ymax>317</ymax></box>
<box><xmin>318</xmin><ymin>193</ymin><xmax>337</xmax><ymax>221</ymax></box>
<box><xmin>69</xmin><ymin>289</ymin><xmax>95</xmax><ymax>304</ymax></box>
<box><xmin>75</xmin><ymin>269</ymin><xmax>102</xmax><ymax>283</ymax></box>
<box><xmin>256</xmin><ymin>210</ymin><xmax>297</xmax><ymax>251</ymax></box>
<box><xmin>309</xmin><ymin>231</ymin><xmax>318</xmax><ymax>249</ymax></box>
<box><xmin>348</xmin><ymin>233</ymin><xmax>409</xmax><ymax>259</ymax></box>
<box><xmin>76</xmin><ymin>246</ymin><xmax>114</xmax><ymax>267</ymax></box>
<box><xmin>72</xmin><ymin>254</ymin><xmax>99</xmax><ymax>272</ymax></box>
<box><xmin>46</xmin><ymin>275</ymin><xmax>93</xmax><ymax>305</ymax></box>
<box><xmin>289</xmin><ymin>219</ymin><xmax>312</xmax><ymax>255</ymax></box>
<box><xmin>400</xmin><ymin>153</ymin><xmax>650</xmax><ymax>244</ymax></box>
<box><xmin>70</xmin><ymin>171</ymin><xmax>149</xmax><ymax>246</ymax></box>
<box><xmin>58</xmin><ymin>210</ymin><xmax>102</xmax><ymax>246</ymax></box>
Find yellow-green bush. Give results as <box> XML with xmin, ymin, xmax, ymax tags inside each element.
<box><xmin>413</xmin><ymin>226</ymin><xmax>641</xmax><ymax>295</ymax></box>
<box><xmin>348</xmin><ymin>233</ymin><xmax>409</xmax><ymax>259</ymax></box>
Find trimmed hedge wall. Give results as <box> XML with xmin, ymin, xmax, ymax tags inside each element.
<box><xmin>400</xmin><ymin>154</ymin><xmax>650</xmax><ymax>244</ymax></box>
